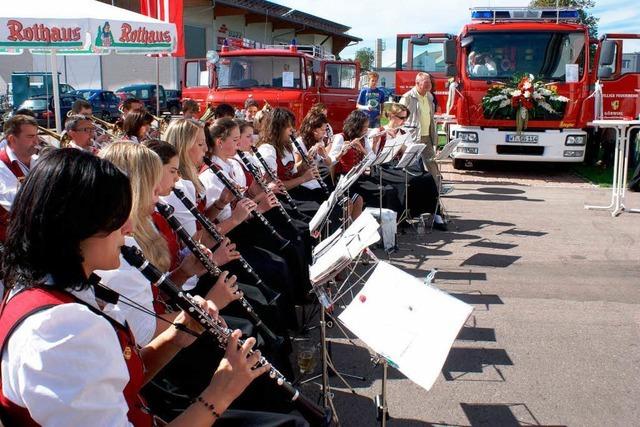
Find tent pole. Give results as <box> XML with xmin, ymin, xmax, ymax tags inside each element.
<box><xmin>50</xmin><ymin>50</ymin><xmax>62</xmax><ymax>133</ymax></box>
<box><xmin>156</xmin><ymin>56</ymin><xmax>160</xmax><ymax>116</ymax></box>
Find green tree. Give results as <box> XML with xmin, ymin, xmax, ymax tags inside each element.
<box><xmin>529</xmin><ymin>0</ymin><xmax>599</xmax><ymax>40</ymax></box>
<box><xmin>355</xmin><ymin>47</ymin><xmax>375</xmax><ymax>71</ymax></box>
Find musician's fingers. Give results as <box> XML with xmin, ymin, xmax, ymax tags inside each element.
<box><xmin>226</xmin><ymin>329</ymin><xmax>242</xmax><ymax>357</ymax></box>
<box><xmin>252</xmin><ymin>362</ymin><xmax>271</xmax><ymax>377</ymax></box>
<box><xmin>241</xmin><ymin>336</ymin><xmax>257</xmax><ymax>357</ymax></box>
<box><xmin>226</xmin><ymin>274</ymin><xmax>238</xmax><ymax>287</ymax></box>
<box><xmin>247</xmin><ymin>349</ymin><xmax>261</xmax><ymax>367</ymax></box>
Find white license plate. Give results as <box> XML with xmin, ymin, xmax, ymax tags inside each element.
<box><xmin>505</xmin><ymin>134</ymin><xmax>539</xmax><ymax>143</ymax></box>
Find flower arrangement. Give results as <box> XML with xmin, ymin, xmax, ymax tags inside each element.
<box><xmin>482</xmin><ymin>74</ymin><xmax>569</xmax><ymax>133</ymax></box>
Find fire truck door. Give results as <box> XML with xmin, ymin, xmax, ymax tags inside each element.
<box><xmin>395</xmin><ymin>34</ymin><xmax>456</xmax><ymax>114</ymax></box>
<box><xmin>182</xmin><ymin>59</ymin><xmax>210</xmax><ymax>116</ymax></box>
<box><xmin>596</xmin><ymin>35</ymin><xmax>640</xmax><ymax>120</ymax></box>
<box><xmin>319</xmin><ymin>61</ymin><xmax>360</xmax><ymax>132</ymax></box>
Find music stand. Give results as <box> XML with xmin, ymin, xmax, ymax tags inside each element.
<box><xmin>394</xmin><ymin>143</ymin><xmax>426</xmax><ymax>225</ymax></box>
<box><xmin>425</xmin><ymin>137</ymin><xmax>461</xmax><ymax>231</ymax></box>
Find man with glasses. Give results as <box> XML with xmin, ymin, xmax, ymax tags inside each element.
<box><xmin>65</xmin><ymin>115</ymin><xmax>98</xmax><ymax>154</ymax></box>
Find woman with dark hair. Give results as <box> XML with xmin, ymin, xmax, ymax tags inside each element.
<box><xmin>123</xmin><ymin>111</ymin><xmax>154</xmax><ymax>143</ymax></box>
<box><xmin>0</xmin><ymin>148</ymin><xmax>269</xmax><ymax>426</ymax></box>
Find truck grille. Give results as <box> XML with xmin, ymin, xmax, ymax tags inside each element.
<box><xmin>496</xmin><ymin>145</ymin><xmax>545</xmax><ymax>156</ymax></box>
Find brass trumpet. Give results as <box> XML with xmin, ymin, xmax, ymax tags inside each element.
<box><xmin>199</xmin><ymin>105</ymin><xmax>215</xmax><ymax>123</ymax></box>
<box><xmin>37</xmin><ymin>126</ymin><xmax>71</xmax><ymax>148</ymax></box>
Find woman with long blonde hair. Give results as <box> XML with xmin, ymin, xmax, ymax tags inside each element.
<box><xmin>97</xmin><ymin>141</ymin><xmax>240</xmax><ymax>346</ymax></box>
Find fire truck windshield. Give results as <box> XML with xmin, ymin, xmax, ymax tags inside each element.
<box><xmin>216</xmin><ymin>56</ymin><xmax>304</xmax><ymax>89</ymax></box>
<box><xmin>465</xmin><ymin>32</ymin><xmax>585</xmax><ymax>81</ymax></box>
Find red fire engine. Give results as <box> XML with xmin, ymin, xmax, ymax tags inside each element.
<box><xmin>396</xmin><ymin>7</ymin><xmax>640</xmax><ymax>169</ymax></box>
<box><xmin>182</xmin><ymin>41</ymin><xmax>361</xmax><ymax>131</ymax></box>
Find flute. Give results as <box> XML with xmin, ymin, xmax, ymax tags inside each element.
<box><xmin>249</xmin><ymin>146</ymin><xmax>303</xmax><ymax>218</ymax></box>
<box><xmin>236</xmin><ymin>150</ymin><xmax>292</xmax><ymax>223</ymax></box>
<box><xmin>290</xmin><ymin>135</ymin><xmax>331</xmax><ymax>197</ymax></box>
<box><xmin>201</xmin><ymin>156</ymin><xmax>290</xmax><ymax>251</ymax></box>
<box><xmin>120</xmin><ymin>245</ymin><xmax>329</xmax><ymax>425</ymax></box>
<box><xmin>155</xmin><ymin>202</ymin><xmax>279</xmax><ymax>345</ymax></box>
<box><xmin>171</xmin><ymin>187</ymin><xmax>280</xmax><ymax>305</ymax></box>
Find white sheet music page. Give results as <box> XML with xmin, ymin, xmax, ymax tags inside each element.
<box><xmin>396</xmin><ymin>143</ymin><xmax>425</xmax><ymax>169</ymax></box>
<box><xmin>339</xmin><ymin>262</ymin><xmax>473</xmax><ymax>391</ymax></box>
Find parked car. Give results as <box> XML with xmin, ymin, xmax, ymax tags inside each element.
<box><xmin>165</xmin><ymin>89</ymin><xmax>181</xmax><ymax>115</ymax></box>
<box><xmin>17</xmin><ymin>94</ymin><xmax>82</xmax><ymax>128</ymax></box>
<box><xmin>71</xmin><ymin>89</ymin><xmax>121</xmax><ymax>122</ymax></box>
<box><xmin>115</xmin><ymin>84</ymin><xmax>167</xmax><ymax>113</ymax></box>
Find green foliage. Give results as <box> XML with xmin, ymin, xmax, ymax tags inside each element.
<box><xmin>354</xmin><ymin>47</ymin><xmax>375</xmax><ymax>72</ymax></box>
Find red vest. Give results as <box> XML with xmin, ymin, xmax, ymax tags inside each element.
<box><xmin>0</xmin><ymin>149</ymin><xmax>25</xmax><ymax>242</ymax></box>
<box><xmin>0</xmin><ymin>287</ymin><xmax>152</xmax><ymax>426</ymax></box>
<box><xmin>335</xmin><ymin>134</ymin><xmax>365</xmax><ymax>176</ymax></box>
<box><xmin>276</xmin><ymin>153</ymin><xmax>296</xmax><ymax>181</ymax></box>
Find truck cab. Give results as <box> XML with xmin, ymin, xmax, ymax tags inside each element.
<box><xmin>182</xmin><ymin>42</ymin><xmax>360</xmax><ymax>132</ymax></box>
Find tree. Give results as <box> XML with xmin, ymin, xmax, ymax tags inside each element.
<box><xmin>355</xmin><ymin>47</ymin><xmax>375</xmax><ymax>72</ymax></box>
<box><xmin>529</xmin><ymin>0</ymin><xmax>599</xmax><ymax>41</ymax></box>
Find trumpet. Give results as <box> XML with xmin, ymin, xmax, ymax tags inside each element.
<box><xmin>200</xmin><ymin>105</ymin><xmax>215</xmax><ymax>123</ymax></box>
<box><xmin>37</xmin><ymin>126</ymin><xmax>71</xmax><ymax>148</ymax></box>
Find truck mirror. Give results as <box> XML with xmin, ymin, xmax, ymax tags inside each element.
<box><xmin>446</xmin><ymin>64</ymin><xmax>457</xmax><ymax>78</ymax></box>
<box><xmin>443</xmin><ymin>39</ymin><xmax>457</xmax><ymax>65</ymax></box>
<box><xmin>410</xmin><ymin>35</ymin><xmax>429</xmax><ymax>46</ymax></box>
<box><xmin>460</xmin><ymin>36</ymin><xmax>474</xmax><ymax>48</ymax></box>
<box><xmin>599</xmin><ymin>40</ymin><xmax>616</xmax><ymax>66</ymax></box>
<box><xmin>597</xmin><ymin>65</ymin><xmax>613</xmax><ymax>79</ymax></box>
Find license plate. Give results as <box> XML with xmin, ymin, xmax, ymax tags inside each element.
<box><xmin>505</xmin><ymin>134</ymin><xmax>539</xmax><ymax>143</ymax></box>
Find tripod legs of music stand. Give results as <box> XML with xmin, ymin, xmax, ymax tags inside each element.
<box><xmin>396</xmin><ymin>169</ymin><xmax>414</xmax><ymax>226</ymax></box>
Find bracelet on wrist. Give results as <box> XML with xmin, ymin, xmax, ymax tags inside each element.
<box><xmin>195</xmin><ymin>395</ymin><xmax>221</xmax><ymax>419</ymax></box>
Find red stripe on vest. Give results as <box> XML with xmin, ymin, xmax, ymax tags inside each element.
<box><xmin>335</xmin><ymin>134</ymin><xmax>365</xmax><ymax>176</ymax></box>
<box><xmin>0</xmin><ymin>288</ymin><xmax>152</xmax><ymax>426</ymax></box>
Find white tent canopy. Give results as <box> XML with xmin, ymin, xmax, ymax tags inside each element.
<box><xmin>0</xmin><ymin>0</ymin><xmax>177</xmax><ymax>131</ymax></box>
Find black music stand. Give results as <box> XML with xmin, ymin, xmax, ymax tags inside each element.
<box><xmin>394</xmin><ymin>143</ymin><xmax>426</xmax><ymax>226</ymax></box>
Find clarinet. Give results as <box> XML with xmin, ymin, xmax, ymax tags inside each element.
<box><xmin>290</xmin><ymin>135</ymin><xmax>331</xmax><ymax>197</ymax></box>
<box><xmin>201</xmin><ymin>156</ymin><xmax>290</xmax><ymax>251</ymax></box>
<box><xmin>249</xmin><ymin>146</ymin><xmax>303</xmax><ymax>218</ymax></box>
<box><xmin>171</xmin><ymin>187</ymin><xmax>280</xmax><ymax>305</ymax></box>
<box><xmin>236</xmin><ymin>150</ymin><xmax>292</xmax><ymax>223</ymax></box>
<box><xmin>120</xmin><ymin>245</ymin><xmax>330</xmax><ymax>425</ymax></box>
<box><xmin>155</xmin><ymin>202</ymin><xmax>279</xmax><ymax>345</ymax></box>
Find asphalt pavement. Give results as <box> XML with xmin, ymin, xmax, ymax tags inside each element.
<box><xmin>299</xmin><ymin>164</ymin><xmax>640</xmax><ymax>427</ymax></box>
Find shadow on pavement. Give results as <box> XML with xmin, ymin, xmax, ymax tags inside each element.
<box><xmin>465</xmin><ymin>239</ymin><xmax>518</xmax><ymax>250</ymax></box>
<box><xmin>499</xmin><ymin>228</ymin><xmax>548</xmax><ymax>237</ymax></box>
<box><xmin>435</xmin><ymin>270</ymin><xmax>487</xmax><ymax>282</ymax></box>
<box><xmin>447</xmin><ymin>193</ymin><xmax>545</xmax><ymax>203</ymax></box>
<box><xmin>456</xmin><ymin>327</ymin><xmax>497</xmax><ymax>342</ymax></box>
<box><xmin>461</xmin><ymin>253</ymin><xmax>521</xmax><ymax>268</ymax></box>
<box><xmin>442</xmin><ymin>348</ymin><xmax>513</xmax><ymax>382</ymax></box>
<box><xmin>477</xmin><ymin>187</ymin><xmax>526</xmax><ymax>195</ymax></box>
<box><xmin>460</xmin><ymin>403</ymin><xmax>567</xmax><ymax>427</ymax></box>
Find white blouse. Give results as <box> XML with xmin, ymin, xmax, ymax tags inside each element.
<box><xmin>160</xmin><ymin>178</ymin><xmax>199</xmax><ymax>238</ymax></box>
<box><xmin>96</xmin><ymin>235</ymin><xmax>156</xmax><ymax>347</ymax></box>
<box><xmin>292</xmin><ymin>138</ymin><xmax>320</xmax><ymax>190</ymax></box>
<box><xmin>257</xmin><ymin>144</ymin><xmax>297</xmax><ymax>177</ymax></box>
<box><xmin>1</xmin><ymin>287</ymin><xmax>133</xmax><ymax>426</ymax></box>
<box><xmin>328</xmin><ymin>133</ymin><xmax>373</xmax><ymax>164</ymax></box>
<box><xmin>0</xmin><ymin>146</ymin><xmax>37</xmax><ymax>214</ymax></box>
<box><xmin>199</xmin><ymin>156</ymin><xmax>246</xmax><ymax>222</ymax></box>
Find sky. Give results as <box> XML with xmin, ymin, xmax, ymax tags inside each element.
<box><xmin>273</xmin><ymin>0</ymin><xmax>638</xmax><ymax>66</ymax></box>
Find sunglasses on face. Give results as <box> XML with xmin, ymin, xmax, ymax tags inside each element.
<box><xmin>75</xmin><ymin>127</ymin><xmax>95</xmax><ymax>133</ymax></box>
<box><xmin>395</xmin><ymin>115</ymin><xmax>408</xmax><ymax>120</ymax></box>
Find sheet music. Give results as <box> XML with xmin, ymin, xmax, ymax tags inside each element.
<box><xmin>435</xmin><ymin>138</ymin><xmax>461</xmax><ymax>161</ymax></box>
<box><xmin>309</xmin><ymin>212</ymin><xmax>380</xmax><ymax>284</ymax></box>
<box><xmin>339</xmin><ymin>262</ymin><xmax>473</xmax><ymax>391</ymax></box>
<box><xmin>396</xmin><ymin>143</ymin><xmax>425</xmax><ymax>169</ymax></box>
<box><xmin>371</xmin><ymin>132</ymin><xmax>410</xmax><ymax>167</ymax></box>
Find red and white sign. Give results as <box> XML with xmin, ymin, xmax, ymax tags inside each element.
<box><xmin>140</xmin><ymin>0</ymin><xmax>184</xmax><ymax>56</ymax></box>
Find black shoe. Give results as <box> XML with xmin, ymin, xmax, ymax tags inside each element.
<box><xmin>433</xmin><ymin>221</ymin><xmax>448</xmax><ymax>231</ymax></box>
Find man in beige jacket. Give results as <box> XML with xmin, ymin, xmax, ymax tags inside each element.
<box><xmin>400</xmin><ymin>72</ymin><xmax>440</xmax><ymax>188</ymax></box>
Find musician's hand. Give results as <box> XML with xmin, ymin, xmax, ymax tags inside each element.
<box><xmin>231</xmin><ymin>198</ymin><xmax>256</xmax><ymax>223</ymax></box>
<box><xmin>169</xmin><ymin>296</ymin><xmax>219</xmax><ymax>348</ymax></box>
<box><xmin>205</xmin><ymin>270</ymin><xmax>242</xmax><ymax>310</ymax></box>
<box><xmin>256</xmin><ymin>192</ymin><xmax>279</xmax><ymax>213</ymax></box>
<box><xmin>205</xmin><ymin>330</ymin><xmax>270</xmax><ymax>410</ymax></box>
<box><xmin>302</xmin><ymin>166</ymin><xmax>320</xmax><ymax>183</ymax></box>
<box><xmin>267</xmin><ymin>181</ymin><xmax>282</xmax><ymax>194</ymax></box>
<box><xmin>219</xmin><ymin>187</ymin><xmax>236</xmax><ymax>205</ymax></box>
<box><xmin>212</xmin><ymin>238</ymin><xmax>241</xmax><ymax>266</ymax></box>
<box><xmin>178</xmin><ymin>244</ymin><xmax>213</xmax><ymax>278</ymax></box>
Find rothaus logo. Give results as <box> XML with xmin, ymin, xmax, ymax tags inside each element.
<box><xmin>6</xmin><ymin>20</ymin><xmax>82</xmax><ymax>43</ymax></box>
<box><xmin>119</xmin><ymin>23</ymin><xmax>171</xmax><ymax>45</ymax></box>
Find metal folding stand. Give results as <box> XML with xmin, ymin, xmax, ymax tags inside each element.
<box><xmin>427</xmin><ymin>137</ymin><xmax>461</xmax><ymax>232</ymax></box>
<box><xmin>585</xmin><ymin>119</ymin><xmax>640</xmax><ymax>216</ymax></box>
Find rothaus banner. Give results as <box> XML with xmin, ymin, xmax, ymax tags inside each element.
<box><xmin>93</xmin><ymin>20</ymin><xmax>175</xmax><ymax>52</ymax></box>
<box><xmin>0</xmin><ymin>18</ymin><xmax>87</xmax><ymax>49</ymax></box>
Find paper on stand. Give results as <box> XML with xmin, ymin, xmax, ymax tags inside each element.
<box><xmin>339</xmin><ymin>262</ymin><xmax>473</xmax><ymax>391</ymax></box>
<box><xmin>396</xmin><ymin>143</ymin><xmax>425</xmax><ymax>169</ymax></box>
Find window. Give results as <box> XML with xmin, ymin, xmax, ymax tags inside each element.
<box><xmin>324</xmin><ymin>63</ymin><xmax>356</xmax><ymax>89</ymax></box>
<box><xmin>185</xmin><ymin>60</ymin><xmax>208</xmax><ymax>87</ymax></box>
<box><xmin>464</xmin><ymin>32</ymin><xmax>586</xmax><ymax>81</ymax></box>
<box><xmin>139</xmin><ymin>89</ymin><xmax>150</xmax><ymax>99</ymax></box>
<box><xmin>217</xmin><ymin>56</ymin><xmax>303</xmax><ymax>89</ymax></box>
<box><xmin>400</xmin><ymin>39</ymin><xmax>446</xmax><ymax>73</ymax></box>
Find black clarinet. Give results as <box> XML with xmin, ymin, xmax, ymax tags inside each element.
<box><xmin>155</xmin><ymin>202</ymin><xmax>279</xmax><ymax>344</ymax></box>
<box><xmin>120</xmin><ymin>245</ymin><xmax>330</xmax><ymax>426</ymax></box>
<box><xmin>201</xmin><ymin>156</ymin><xmax>290</xmax><ymax>251</ymax></box>
<box><xmin>236</xmin><ymin>150</ymin><xmax>292</xmax><ymax>223</ymax></box>
<box><xmin>249</xmin><ymin>146</ymin><xmax>303</xmax><ymax>218</ymax></box>
<box><xmin>290</xmin><ymin>135</ymin><xmax>331</xmax><ymax>197</ymax></box>
<box><xmin>171</xmin><ymin>187</ymin><xmax>280</xmax><ymax>305</ymax></box>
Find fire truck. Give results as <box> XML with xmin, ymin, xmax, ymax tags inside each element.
<box><xmin>182</xmin><ymin>41</ymin><xmax>361</xmax><ymax>132</ymax></box>
<box><xmin>396</xmin><ymin>7</ymin><xmax>640</xmax><ymax>169</ymax></box>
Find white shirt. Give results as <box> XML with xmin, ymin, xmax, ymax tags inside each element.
<box><xmin>199</xmin><ymin>156</ymin><xmax>245</xmax><ymax>222</ymax></box>
<box><xmin>0</xmin><ymin>146</ymin><xmax>36</xmax><ymax>213</ymax></box>
<box><xmin>328</xmin><ymin>133</ymin><xmax>373</xmax><ymax>164</ymax></box>
<box><xmin>160</xmin><ymin>178</ymin><xmax>200</xmax><ymax>238</ymax></box>
<box><xmin>1</xmin><ymin>286</ymin><xmax>133</xmax><ymax>426</ymax></box>
<box><xmin>96</xmin><ymin>235</ymin><xmax>157</xmax><ymax>347</ymax></box>
<box><xmin>257</xmin><ymin>144</ymin><xmax>296</xmax><ymax>177</ymax></box>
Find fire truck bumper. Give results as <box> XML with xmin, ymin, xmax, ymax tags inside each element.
<box><xmin>450</xmin><ymin>126</ymin><xmax>587</xmax><ymax>162</ymax></box>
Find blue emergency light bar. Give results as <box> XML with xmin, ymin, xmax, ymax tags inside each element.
<box><xmin>470</xmin><ymin>7</ymin><xmax>579</xmax><ymax>22</ymax></box>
